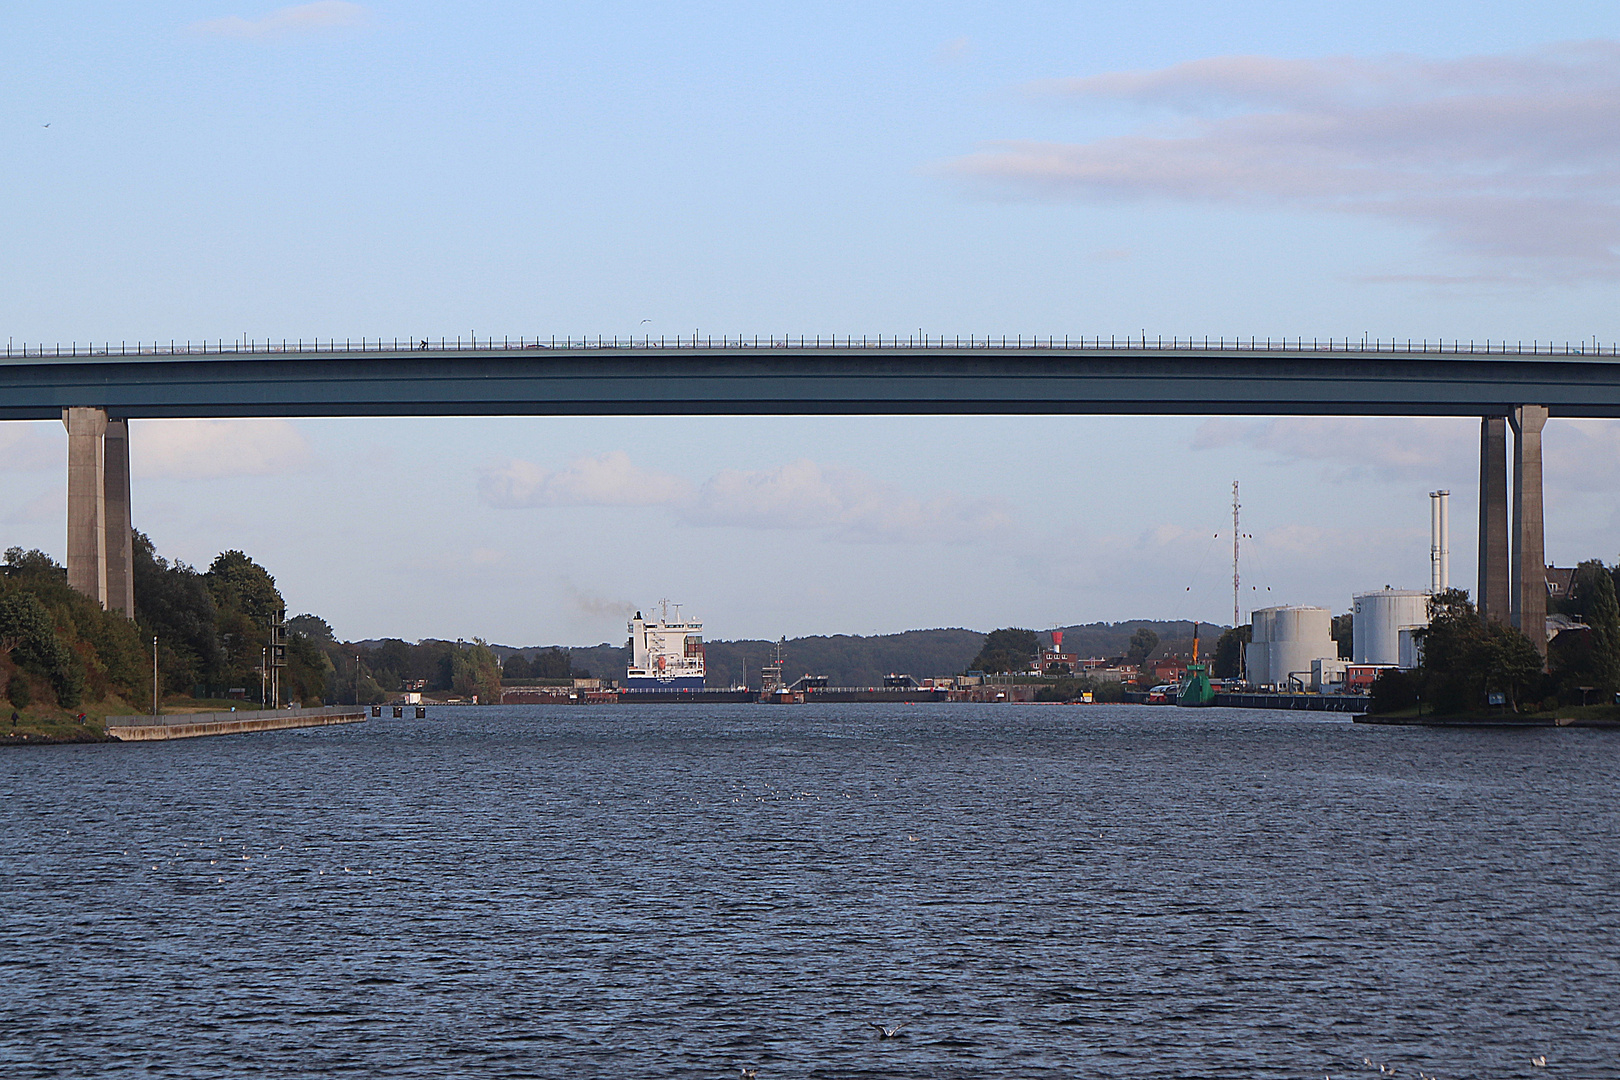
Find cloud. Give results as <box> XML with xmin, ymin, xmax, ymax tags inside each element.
<box><xmin>689</xmin><ymin>459</ymin><xmax>1012</xmax><ymax>544</ymax></box>
<box><xmin>1547</xmin><ymin>419</ymin><xmax>1620</xmax><ymax>491</ymax></box>
<box><xmin>133</xmin><ymin>419</ymin><xmax>313</xmax><ymax>479</ymax></box>
<box><xmin>0</xmin><ymin>423</ymin><xmax>58</xmax><ymax>472</ymax></box>
<box><xmin>1192</xmin><ymin>417</ymin><xmax>1477</xmax><ymax>480</ymax></box>
<box><xmin>480</xmin><ymin>453</ymin><xmax>1012</xmax><ymax>545</ymax></box>
<box><xmin>945</xmin><ymin>41</ymin><xmax>1620</xmax><ymax>281</ymax></box>
<box><xmin>192</xmin><ymin>2</ymin><xmax>368</xmax><ymax>39</ymax></box>
<box><xmin>477</xmin><ymin>451</ymin><xmax>692</xmax><ymax>508</ymax></box>
<box><xmin>1</xmin><ymin>490</ymin><xmax>62</xmax><ymax>525</ymax></box>
<box><xmin>935</xmin><ymin>37</ymin><xmax>974</xmax><ymax>65</ymax></box>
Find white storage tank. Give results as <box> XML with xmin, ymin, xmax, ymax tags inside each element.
<box><xmin>1352</xmin><ymin>589</ymin><xmax>1429</xmax><ymax>667</ymax></box>
<box><xmin>1245</xmin><ymin>605</ymin><xmax>1336</xmax><ymax>688</ymax></box>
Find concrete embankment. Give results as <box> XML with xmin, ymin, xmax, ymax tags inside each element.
<box><xmin>105</xmin><ymin>706</ymin><xmax>367</xmax><ymax>741</ymax></box>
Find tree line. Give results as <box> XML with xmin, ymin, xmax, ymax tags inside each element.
<box><xmin>1372</xmin><ymin>561</ymin><xmax>1620</xmax><ymax>715</ymax></box>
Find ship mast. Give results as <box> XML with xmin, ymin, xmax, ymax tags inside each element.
<box><xmin>1231</xmin><ymin>480</ymin><xmax>1241</xmax><ymax>629</ymax></box>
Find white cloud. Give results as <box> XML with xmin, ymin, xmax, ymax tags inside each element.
<box><xmin>192</xmin><ymin>2</ymin><xmax>368</xmax><ymax>39</ymax></box>
<box><xmin>132</xmin><ymin>419</ymin><xmax>314</xmax><ymax>479</ymax></box>
<box><xmin>946</xmin><ymin>41</ymin><xmax>1620</xmax><ymax>281</ymax></box>
<box><xmin>1</xmin><ymin>490</ymin><xmax>62</xmax><ymax>525</ymax></box>
<box><xmin>0</xmin><ymin>423</ymin><xmax>58</xmax><ymax>472</ymax></box>
<box><xmin>1547</xmin><ymin>419</ymin><xmax>1620</xmax><ymax>491</ymax></box>
<box><xmin>479</xmin><ymin>453</ymin><xmax>1012</xmax><ymax>545</ymax></box>
<box><xmin>690</xmin><ymin>459</ymin><xmax>1012</xmax><ymax>544</ymax></box>
<box><xmin>477</xmin><ymin>451</ymin><xmax>692</xmax><ymax>508</ymax></box>
<box><xmin>1191</xmin><ymin>416</ymin><xmax>1476</xmax><ymax>479</ymax></box>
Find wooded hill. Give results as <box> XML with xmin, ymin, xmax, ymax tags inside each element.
<box><xmin>490</xmin><ymin>619</ymin><xmax>1218</xmax><ymax>688</ymax></box>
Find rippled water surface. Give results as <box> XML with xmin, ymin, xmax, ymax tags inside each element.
<box><xmin>3</xmin><ymin>705</ymin><xmax>1618</xmax><ymax>1078</ymax></box>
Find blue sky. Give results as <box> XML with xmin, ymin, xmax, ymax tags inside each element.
<box><xmin>3</xmin><ymin>2</ymin><xmax>1619</xmax><ymax>645</ymax></box>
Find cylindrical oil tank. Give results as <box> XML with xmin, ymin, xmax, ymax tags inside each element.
<box><xmin>1352</xmin><ymin>589</ymin><xmax>1429</xmax><ymax>666</ymax></box>
<box><xmin>1248</xmin><ymin>605</ymin><xmax>1334</xmax><ymax>687</ymax></box>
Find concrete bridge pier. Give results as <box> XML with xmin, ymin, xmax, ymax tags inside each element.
<box><xmin>63</xmin><ymin>407</ymin><xmax>133</xmax><ymax>617</ymax></box>
<box><xmin>1477</xmin><ymin>407</ymin><xmax>1550</xmax><ymax>658</ymax></box>
<box><xmin>1477</xmin><ymin>416</ymin><xmax>1510</xmax><ymax>624</ymax></box>
<box><xmin>1510</xmin><ymin>405</ymin><xmax>1548</xmax><ymax>657</ymax></box>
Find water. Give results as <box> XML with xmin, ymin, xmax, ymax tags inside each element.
<box><xmin>3</xmin><ymin>705</ymin><xmax>1617</xmax><ymax>1078</ymax></box>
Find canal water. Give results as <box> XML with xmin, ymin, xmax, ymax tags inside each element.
<box><xmin>3</xmin><ymin>705</ymin><xmax>1617</xmax><ymax>1078</ymax></box>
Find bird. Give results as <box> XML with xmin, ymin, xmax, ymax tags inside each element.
<box><xmin>739</xmin><ymin>1068</ymin><xmax>758</xmax><ymax>1079</ymax></box>
<box><xmin>42</xmin><ymin>123</ymin><xmax>50</xmax><ymax>128</ymax></box>
<box><xmin>869</xmin><ymin>1022</ymin><xmax>905</xmax><ymax>1039</ymax></box>
<box><xmin>641</xmin><ymin>319</ymin><xmax>652</xmax><ymax>324</ymax></box>
<box><xmin>1532</xmin><ymin>1056</ymin><xmax>1548</xmax><ymax>1068</ymax></box>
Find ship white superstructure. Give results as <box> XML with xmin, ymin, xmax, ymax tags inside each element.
<box><xmin>626</xmin><ymin>604</ymin><xmax>706</xmax><ymax>689</ymax></box>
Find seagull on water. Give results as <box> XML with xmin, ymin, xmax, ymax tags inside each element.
<box><xmin>1532</xmin><ymin>1056</ymin><xmax>1548</xmax><ymax>1068</ymax></box>
<box><xmin>739</xmin><ymin>1068</ymin><xmax>758</xmax><ymax>1079</ymax></box>
<box><xmin>869</xmin><ymin>1022</ymin><xmax>905</xmax><ymax>1039</ymax></box>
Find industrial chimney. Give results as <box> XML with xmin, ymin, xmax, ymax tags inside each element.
<box><xmin>1430</xmin><ymin>490</ymin><xmax>1450</xmax><ymax>593</ymax></box>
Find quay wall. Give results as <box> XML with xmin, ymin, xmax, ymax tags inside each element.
<box><xmin>106</xmin><ymin>706</ymin><xmax>367</xmax><ymax>741</ymax></box>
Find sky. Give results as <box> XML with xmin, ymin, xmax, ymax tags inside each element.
<box><xmin>3</xmin><ymin>1</ymin><xmax>1619</xmax><ymax>646</ymax></box>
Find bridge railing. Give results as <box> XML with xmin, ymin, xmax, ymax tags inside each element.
<box><xmin>5</xmin><ymin>334</ymin><xmax>1617</xmax><ymax>359</ymax></box>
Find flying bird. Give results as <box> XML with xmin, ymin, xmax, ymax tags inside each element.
<box><xmin>869</xmin><ymin>1022</ymin><xmax>905</xmax><ymax>1039</ymax></box>
<box><xmin>1532</xmin><ymin>1056</ymin><xmax>1548</xmax><ymax>1068</ymax></box>
<box><xmin>739</xmin><ymin>1068</ymin><xmax>758</xmax><ymax>1079</ymax></box>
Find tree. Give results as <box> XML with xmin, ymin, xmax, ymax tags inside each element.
<box><xmin>1416</xmin><ymin>589</ymin><xmax>1544</xmax><ymax>713</ymax></box>
<box><xmin>288</xmin><ymin>614</ymin><xmax>335</xmax><ymax>643</ymax></box>
<box><xmin>1331</xmin><ymin>613</ymin><xmax>1354</xmax><ymax>660</ymax></box>
<box><xmin>451</xmin><ymin>641</ymin><xmax>502</xmax><ymax>702</ymax></box>
<box><xmin>133</xmin><ymin>532</ymin><xmax>224</xmax><ymax>694</ymax></box>
<box><xmin>1127</xmin><ymin>627</ymin><xmax>1160</xmax><ymax>665</ymax></box>
<box><xmin>969</xmin><ymin>628</ymin><xmax>1040</xmax><ymax>674</ymax></box>
<box><xmin>501</xmin><ymin>653</ymin><xmax>533</xmax><ymax>680</ymax></box>
<box><xmin>0</xmin><ymin>593</ymin><xmax>83</xmax><ymax>708</ymax></box>
<box><xmin>532</xmin><ymin>647</ymin><xmax>573</xmax><ymax>680</ymax></box>
<box><xmin>1211</xmin><ymin>625</ymin><xmax>1251</xmax><ymax>679</ymax></box>
<box><xmin>1549</xmin><ymin>560</ymin><xmax>1620</xmax><ymax>701</ymax></box>
<box><xmin>205</xmin><ymin>551</ymin><xmax>281</xmax><ymax>626</ymax></box>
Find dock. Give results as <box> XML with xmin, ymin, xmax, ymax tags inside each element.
<box><xmin>105</xmin><ymin>705</ymin><xmax>367</xmax><ymax>741</ymax></box>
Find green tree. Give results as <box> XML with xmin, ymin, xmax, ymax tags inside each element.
<box><xmin>206</xmin><ymin>551</ymin><xmax>282</xmax><ymax>625</ymax></box>
<box><xmin>969</xmin><ymin>628</ymin><xmax>1040</xmax><ymax>674</ymax></box>
<box><xmin>133</xmin><ymin>531</ymin><xmax>224</xmax><ymax>694</ymax></box>
<box><xmin>1127</xmin><ymin>627</ymin><xmax>1160</xmax><ymax>665</ymax></box>
<box><xmin>1417</xmin><ymin>589</ymin><xmax>1544</xmax><ymax>713</ymax></box>
<box><xmin>0</xmin><ymin>593</ymin><xmax>84</xmax><ymax>708</ymax></box>
<box><xmin>1211</xmin><ymin>625</ymin><xmax>1251</xmax><ymax>679</ymax></box>
<box><xmin>1549</xmin><ymin>560</ymin><xmax>1620</xmax><ymax>701</ymax></box>
<box><xmin>288</xmin><ymin>614</ymin><xmax>335</xmax><ymax>643</ymax></box>
<box><xmin>1331</xmin><ymin>613</ymin><xmax>1354</xmax><ymax>660</ymax></box>
<box><xmin>532</xmin><ymin>647</ymin><xmax>573</xmax><ymax>680</ymax></box>
<box><xmin>451</xmin><ymin>641</ymin><xmax>503</xmax><ymax>702</ymax></box>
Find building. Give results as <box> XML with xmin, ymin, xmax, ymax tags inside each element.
<box><xmin>1352</xmin><ymin>589</ymin><xmax>1429</xmax><ymax>668</ymax></box>
<box><xmin>1245</xmin><ymin>605</ymin><xmax>1338</xmax><ymax>690</ymax></box>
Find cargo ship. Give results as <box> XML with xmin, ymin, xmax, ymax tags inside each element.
<box><xmin>620</xmin><ymin>603</ymin><xmax>752</xmax><ymax>703</ymax></box>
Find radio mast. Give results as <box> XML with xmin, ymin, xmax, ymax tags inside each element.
<box><xmin>1231</xmin><ymin>480</ymin><xmax>1241</xmax><ymax>629</ymax></box>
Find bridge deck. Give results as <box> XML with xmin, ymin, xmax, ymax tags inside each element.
<box><xmin>4</xmin><ymin>342</ymin><xmax>1619</xmax><ymax>419</ymax></box>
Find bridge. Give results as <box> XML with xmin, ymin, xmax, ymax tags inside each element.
<box><xmin>6</xmin><ymin>335</ymin><xmax>1620</xmax><ymax>655</ymax></box>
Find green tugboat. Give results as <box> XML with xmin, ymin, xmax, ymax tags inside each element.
<box><xmin>1177</xmin><ymin>623</ymin><xmax>1217</xmax><ymax>707</ymax></box>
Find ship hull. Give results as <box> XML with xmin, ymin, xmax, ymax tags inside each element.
<box><xmin>624</xmin><ymin>676</ymin><xmax>707</xmax><ymax>691</ymax></box>
<box><xmin>617</xmin><ymin>687</ymin><xmax>754</xmax><ymax>703</ymax></box>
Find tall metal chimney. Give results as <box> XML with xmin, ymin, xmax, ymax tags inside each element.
<box><xmin>1430</xmin><ymin>490</ymin><xmax>1451</xmax><ymax>593</ymax></box>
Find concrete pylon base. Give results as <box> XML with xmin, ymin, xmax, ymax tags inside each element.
<box><xmin>62</xmin><ymin>407</ymin><xmax>133</xmax><ymax>616</ymax></box>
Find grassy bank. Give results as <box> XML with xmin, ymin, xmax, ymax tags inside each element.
<box><xmin>1363</xmin><ymin>702</ymin><xmax>1620</xmax><ymax>726</ymax></box>
<box><xmin>1</xmin><ymin>696</ymin><xmax>283</xmax><ymax>745</ymax></box>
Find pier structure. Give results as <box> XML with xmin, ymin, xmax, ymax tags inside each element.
<box><xmin>5</xmin><ymin>339</ymin><xmax>1619</xmax><ymax>656</ymax></box>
